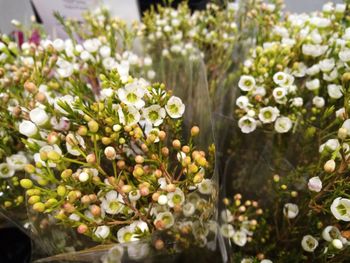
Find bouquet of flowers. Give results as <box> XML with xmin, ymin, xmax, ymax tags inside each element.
<box><xmin>221</xmin><ymin>1</ymin><xmax>350</xmax><ymax>262</ymax></box>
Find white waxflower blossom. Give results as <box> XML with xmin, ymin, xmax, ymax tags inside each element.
<box><xmin>232</xmin><ymin>230</ymin><xmax>247</xmax><ymax>247</ymax></box>
<box><xmin>319</xmin><ymin>58</ymin><xmax>335</xmax><ymax>72</ymax></box>
<box><xmin>53</xmin><ymin>39</ymin><xmax>65</xmax><ymax>51</ymax></box>
<box><xmin>301</xmin><ymin>235</ymin><xmax>319</xmax><ymax>252</ymax></box>
<box><xmin>273</xmin><ymin>87</ymin><xmax>287</xmax><ymax>100</ymax></box>
<box><xmin>274</xmin><ymin>117</ymin><xmax>292</xmax><ymax>133</ymax></box>
<box><xmin>99</xmin><ymin>45</ymin><xmax>111</xmax><ymax>58</ymax></box>
<box><xmin>0</xmin><ymin>163</ymin><xmax>15</xmax><ymax>178</ymax></box>
<box><xmin>117</xmin><ymin>83</ymin><xmax>145</xmax><ymax>109</ymax></box>
<box><xmin>238</xmin><ymin>75</ymin><xmax>255</xmax><ymax>91</ymax></box>
<box><xmin>291</xmin><ymin>97</ymin><xmax>303</xmax><ymax>107</ymax></box>
<box><xmin>331</xmin><ymin>197</ymin><xmax>350</xmax><ymax>221</ymax></box>
<box><xmin>336</xmin><ymin>108</ymin><xmax>346</xmax><ymax>119</ymax></box>
<box><xmin>54</xmin><ymin>95</ymin><xmax>74</xmax><ymax>115</ymax></box>
<box><xmin>306</xmin><ymin>64</ymin><xmax>320</xmax><ymax>76</ymax></box>
<box><xmin>117</xmin><ymin>226</ymin><xmax>138</xmax><ymax>243</ymax></box>
<box><xmin>167</xmin><ymin>188</ymin><xmax>185</xmax><ymax>207</ymax></box>
<box><xmin>116</xmin><ymin>61</ymin><xmax>130</xmax><ymax>83</ymax></box>
<box><xmin>302</xmin><ymin>44</ymin><xmax>328</xmax><ymax>57</ymax></box>
<box><xmin>83</xmin><ymin>38</ymin><xmax>101</xmax><ymax>53</ymax></box>
<box><xmin>335</xmin><ymin>4</ymin><xmax>346</xmax><ymax>13</ymax></box>
<box><xmin>313</xmin><ymin>96</ymin><xmax>325</xmax><ymax>108</ymax></box>
<box><xmin>198</xmin><ymin>179</ymin><xmax>213</xmax><ymax>195</ymax></box>
<box><xmin>319</xmin><ymin>139</ymin><xmax>340</xmax><ymax>153</ymax></box>
<box><xmin>342</xmin><ymin>119</ymin><xmax>350</xmax><ymax>136</ymax></box>
<box><xmin>165</xmin><ymin>96</ymin><xmax>185</xmax><ymax>119</ymax></box>
<box><xmin>118</xmin><ymin>106</ymin><xmax>141</xmax><ymax>126</ymax></box>
<box><xmin>283</xmin><ymin>203</ymin><xmax>299</xmax><ymax>219</ymax></box>
<box><xmin>238</xmin><ymin>116</ymin><xmax>257</xmax><ymax>134</ymax></box>
<box><xmin>101</xmin><ymin>190</ymin><xmax>125</xmax><ymax>215</ymax></box>
<box><xmin>258</xmin><ymin>106</ymin><xmax>280</xmax><ymax>124</ymax></box>
<box><xmin>236</xmin><ymin>96</ymin><xmax>250</xmax><ymax>109</ymax></box>
<box><xmin>221</xmin><ymin>209</ymin><xmax>234</xmax><ymax>223</ymax></box>
<box><xmin>310</xmin><ymin>17</ymin><xmax>331</xmax><ymax>28</ymax></box>
<box><xmin>220</xmin><ymin>224</ymin><xmax>235</xmax><ymax>238</ymax></box>
<box><xmin>29</xmin><ymin>107</ymin><xmax>50</xmax><ymax>126</ymax></box>
<box><xmin>144</xmin><ymin>57</ymin><xmax>152</xmax><ymax>66</ymax></box>
<box><xmin>306</xmin><ymin>79</ymin><xmax>320</xmax><ymax>91</ymax></box>
<box><xmin>308</xmin><ymin>176</ymin><xmax>322</xmax><ymax>192</ymax></box>
<box><xmin>155</xmin><ymin>211</ymin><xmax>174</xmax><ymax>229</ymax></box>
<box><xmin>6</xmin><ymin>154</ymin><xmax>28</xmax><ymax>171</ymax></box>
<box><xmin>339</xmin><ymin>49</ymin><xmax>350</xmax><ymax>62</ymax></box>
<box><xmin>56</xmin><ymin>59</ymin><xmax>74</xmax><ymax>78</ymax></box>
<box><xmin>323</xmin><ymin>69</ymin><xmax>338</xmax><ymax>82</ymax></box>
<box><xmin>157</xmin><ymin>194</ymin><xmax>168</xmax><ymax>205</ymax></box>
<box><xmin>327</xmin><ymin>84</ymin><xmax>343</xmax><ymax>99</ymax></box>
<box><xmin>95</xmin><ymin>225</ymin><xmax>110</xmax><ymax>239</ymax></box>
<box><xmin>66</xmin><ymin>133</ymin><xmax>85</xmax><ymax>156</ymax></box>
<box><xmin>183</xmin><ymin>202</ymin><xmax>195</xmax><ymax>217</ymax></box>
<box><xmin>252</xmin><ymin>86</ymin><xmax>266</xmax><ymax>97</ymax></box>
<box><xmin>142</xmin><ymin>105</ymin><xmax>166</xmax><ymax>126</ymax></box>
<box><xmin>19</xmin><ymin>120</ymin><xmax>38</xmax><ymax>137</ymax></box>
<box><xmin>322</xmin><ymin>226</ymin><xmax>341</xmax><ymax>241</ymax></box>
<box><xmin>273</xmin><ymin>72</ymin><xmax>288</xmax><ymax>86</ymax></box>
<box><xmin>261</xmin><ymin>260</ymin><xmax>273</xmax><ymax>263</ymax></box>
<box><xmin>102</xmin><ymin>57</ymin><xmax>117</xmax><ymax>70</ymax></box>
<box><xmin>129</xmin><ymin>190</ymin><xmax>141</xmax><ymax>202</ymax></box>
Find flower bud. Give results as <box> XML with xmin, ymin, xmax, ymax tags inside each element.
<box><xmin>135</xmin><ymin>155</ymin><xmax>144</xmax><ymax>164</ymax></box>
<box><xmin>166</xmin><ymin>184</ymin><xmax>176</xmax><ymax>192</ymax></box>
<box><xmin>47</xmin><ymin>151</ymin><xmax>61</xmax><ymax>162</ymax></box>
<box><xmin>161</xmin><ymin>147</ymin><xmax>169</xmax><ymax>156</ymax></box>
<box><xmin>81</xmin><ymin>195</ymin><xmax>91</xmax><ymax>204</ymax></box>
<box><xmin>104</xmin><ymin>146</ymin><xmax>116</xmax><ymax>160</ymax></box>
<box><xmin>140</xmin><ymin>186</ymin><xmax>150</xmax><ymax>196</ymax></box>
<box><xmin>121</xmin><ymin>184</ymin><xmax>132</xmax><ymax>193</ymax></box>
<box><xmin>324</xmin><ymin>159</ymin><xmax>336</xmax><ymax>173</ymax></box>
<box><xmin>172</xmin><ymin>140</ymin><xmax>181</xmax><ymax>149</ymax></box>
<box><xmin>332</xmin><ymin>239</ymin><xmax>343</xmax><ymax>250</ymax></box>
<box><xmin>154</xmin><ymin>239</ymin><xmax>164</xmax><ymax>250</ymax></box>
<box><xmin>158</xmin><ymin>131</ymin><xmax>166</xmax><ymax>141</ymax></box>
<box><xmin>90</xmin><ymin>205</ymin><xmax>101</xmax><ymax>217</ymax></box>
<box><xmin>88</xmin><ymin>120</ymin><xmax>99</xmax><ymax>133</ymax></box>
<box><xmin>47</xmin><ymin>132</ymin><xmax>59</xmax><ymax>145</ymax></box>
<box><xmin>191</xmin><ymin>126</ymin><xmax>200</xmax><ymax>137</ymax></box>
<box><xmin>57</xmin><ymin>185</ymin><xmax>66</xmax><ymax>196</ymax></box>
<box><xmin>77</xmin><ymin>126</ymin><xmax>88</xmax><ymax>136</ymax></box>
<box><xmin>20</xmin><ymin>179</ymin><xmax>33</xmax><ymax>189</ymax></box>
<box><xmin>338</xmin><ymin>127</ymin><xmax>348</xmax><ymax>140</ymax></box>
<box><xmin>61</xmin><ymin>169</ymin><xmax>72</xmax><ymax>179</ymax></box>
<box><xmin>86</xmin><ymin>153</ymin><xmax>96</xmax><ymax>163</ymax></box>
<box><xmin>158</xmin><ymin>195</ymin><xmax>168</xmax><ymax>205</ymax></box>
<box><xmin>28</xmin><ymin>195</ymin><xmax>41</xmax><ymax>205</ymax></box>
<box><xmin>117</xmin><ymin>160</ymin><xmax>125</xmax><ymax>169</ymax></box>
<box><xmin>133</xmin><ymin>166</ymin><xmax>144</xmax><ymax>177</ymax></box>
<box><xmin>78</xmin><ymin>224</ymin><xmax>88</xmax><ymax>234</ymax></box>
<box><xmin>33</xmin><ymin>202</ymin><xmax>45</xmax><ymax>212</ymax></box>
<box><xmin>79</xmin><ymin>172</ymin><xmax>89</xmax><ymax>182</ymax></box>
<box><xmin>24</xmin><ymin>164</ymin><xmax>36</xmax><ymax>174</ymax></box>
<box><xmin>24</xmin><ymin>81</ymin><xmax>37</xmax><ymax>93</ymax></box>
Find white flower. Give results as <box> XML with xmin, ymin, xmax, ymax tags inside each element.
<box><xmin>29</xmin><ymin>107</ymin><xmax>50</xmax><ymax>126</ymax></box>
<box><xmin>313</xmin><ymin>96</ymin><xmax>325</xmax><ymax>108</ymax></box>
<box><xmin>143</xmin><ymin>105</ymin><xmax>166</xmax><ymax>126</ymax></box>
<box><xmin>165</xmin><ymin>96</ymin><xmax>185</xmax><ymax>119</ymax></box>
<box><xmin>78</xmin><ymin>172</ymin><xmax>89</xmax><ymax>182</ymax></box>
<box><xmin>157</xmin><ymin>195</ymin><xmax>168</xmax><ymax>205</ymax></box>
<box><xmin>252</xmin><ymin>86</ymin><xmax>266</xmax><ymax>97</ymax></box>
<box><xmin>101</xmin><ymin>190</ymin><xmax>125</xmax><ymax>215</ymax></box>
<box><xmin>6</xmin><ymin>154</ymin><xmax>28</xmax><ymax>170</ymax></box>
<box><xmin>339</xmin><ymin>49</ymin><xmax>350</xmax><ymax>62</ymax></box>
<box><xmin>167</xmin><ymin>188</ymin><xmax>185</xmax><ymax>207</ymax></box>
<box><xmin>319</xmin><ymin>58</ymin><xmax>335</xmax><ymax>72</ymax></box>
<box><xmin>291</xmin><ymin>97</ymin><xmax>303</xmax><ymax>107</ymax></box>
<box><xmin>342</xmin><ymin>119</ymin><xmax>350</xmax><ymax>136</ymax></box>
<box><xmin>80</xmin><ymin>50</ymin><xmax>91</xmax><ymax>61</ymax></box>
<box><xmin>283</xmin><ymin>203</ymin><xmax>299</xmax><ymax>219</ymax></box>
<box><xmin>319</xmin><ymin>139</ymin><xmax>340</xmax><ymax>152</ymax></box>
<box><xmin>66</xmin><ymin>133</ymin><xmax>85</xmax><ymax>156</ymax></box>
<box><xmin>129</xmin><ymin>190</ymin><xmax>141</xmax><ymax>202</ymax></box>
<box><xmin>198</xmin><ymin>179</ymin><xmax>213</xmax><ymax>195</ymax></box>
<box><xmin>273</xmin><ymin>87</ymin><xmax>287</xmax><ymax>100</ymax></box>
<box><xmin>127</xmin><ymin>243</ymin><xmax>149</xmax><ymax>260</ymax></box>
<box><xmin>238</xmin><ymin>116</ymin><xmax>257</xmax><ymax>134</ymax></box>
<box><xmin>335</xmin><ymin>4</ymin><xmax>346</xmax><ymax>13</ymax></box>
<box><xmin>183</xmin><ymin>202</ymin><xmax>195</xmax><ymax>217</ymax></box>
<box><xmin>19</xmin><ymin>120</ymin><xmax>38</xmax><ymax>137</ymax></box>
<box><xmin>274</xmin><ymin>117</ymin><xmax>292</xmax><ymax>133</ymax></box>
<box><xmin>238</xmin><ymin>75</ymin><xmax>255</xmax><ymax>91</ymax></box>
<box><xmin>236</xmin><ymin>96</ymin><xmax>250</xmax><ymax>110</ymax></box>
<box><xmin>117</xmin><ymin>226</ymin><xmax>138</xmax><ymax>243</ymax></box>
<box><xmin>56</xmin><ymin>59</ymin><xmax>74</xmax><ymax>78</ymax></box>
<box><xmin>220</xmin><ymin>224</ymin><xmax>235</xmax><ymax>238</ymax></box>
<box><xmin>103</xmin><ymin>57</ymin><xmax>117</xmax><ymax>70</ymax></box>
<box><xmin>83</xmin><ymin>38</ymin><xmax>101</xmax><ymax>53</ymax></box>
<box><xmin>95</xmin><ymin>225</ymin><xmax>110</xmax><ymax>239</ymax></box>
<box><xmin>258</xmin><ymin>107</ymin><xmax>280</xmax><ymax>124</ymax></box>
<box><xmin>118</xmin><ymin>106</ymin><xmax>141</xmax><ymax>126</ymax></box>
<box><xmin>336</xmin><ymin>108</ymin><xmax>346</xmax><ymax>119</ymax></box>
<box><xmin>306</xmin><ymin>79</ymin><xmax>320</xmax><ymax>91</ymax></box>
<box><xmin>306</xmin><ymin>64</ymin><xmax>320</xmax><ymax>76</ymax></box>
<box><xmin>0</xmin><ymin>163</ymin><xmax>15</xmax><ymax>178</ymax></box>
<box><xmin>69</xmin><ymin>213</ymin><xmax>80</xmax><ymax>221</ymax></box>
<box><xmin>53</xmin><ymin>39</ymin><xmax>65</xmax><ymax>51</ymax></box>
<box><xmin>154</xmin><ymin>211</ymin><xmax>174</xmax><ymax>229</ymax></box>
<box><xmin>117</xmin><ymin>83</ymin><xmax>145</xmax><ymax>109</ymax></box>
<box><xmin>332</xmin><ymin>239</ymin><xmax>344</xmax><ymax>249</ymax></box>
<box><xmin>327</xmin><ymin>84</ymin><xmax>343</xmax><ymax>99</ymax></box>
<box><xmin>221</xmin><ymin>209</ymin><xmax>234</xmax><ymax>223</ymax></box>
<box><xmin>261</xmin><ymin>260</ymin><xmax>273</xmax><ymax>263</ymax></box>
<box><xmin>331</xmin><ymin>197</ymin><xmax>350</xmax><ymax>221</ymax></box>
<box><xmin>308</xmin><ymin>176</ymin><xmax>322</xmax><ymax>192</ymax></box>
<box><xmin>54</xmin><ymin>95</ymin><xmax>74</xmax><ymax>115</ymax></box>
<box><xmin>232</xmin><ymin>230</ymin><xmax>247</xmax><ymax>247</ymax></box>
<box><xmin>302</xmin><ymin>44</ymin><xmax>328</xmax><ymax>57</ymax></box>
<box><xmin>273</xmin><ymin>72</ymin><xmax>294</xmax><ymax>87</ymax></box>
<box><xmin>322</xmin><ymin>226</ymin><xmax>341</xmax><ymax>241</ymax></box>
<box><xmin>323</xmin><ymin>69</ymin><xmax>338</xmax><ymax>82</ymax></box>
<box><xmin>301</xmin><ymin>235</ymin><xmax>318</xmax><ymax>252</ymax></box>
<box><xmin>99</xmin><ymin>45</ymin><xmax>111</xmax><ymax>58</ymax></box>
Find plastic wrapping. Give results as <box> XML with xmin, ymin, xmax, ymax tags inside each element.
<box><xmin>17</xmin><ymin>41</ymin><xmax>220</xmax><ymax>263</ymax></box>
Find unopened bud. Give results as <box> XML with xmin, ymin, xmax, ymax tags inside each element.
<box><xmin>324</xmin><ymin>159</ymin><xmax>336</xmax><ymax>173</ymax></box>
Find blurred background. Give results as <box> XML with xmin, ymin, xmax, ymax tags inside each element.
<box><xmin>0</xmin><ymin>0</ymin><xmax>344</xmax><ymax>33</ymax></box>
